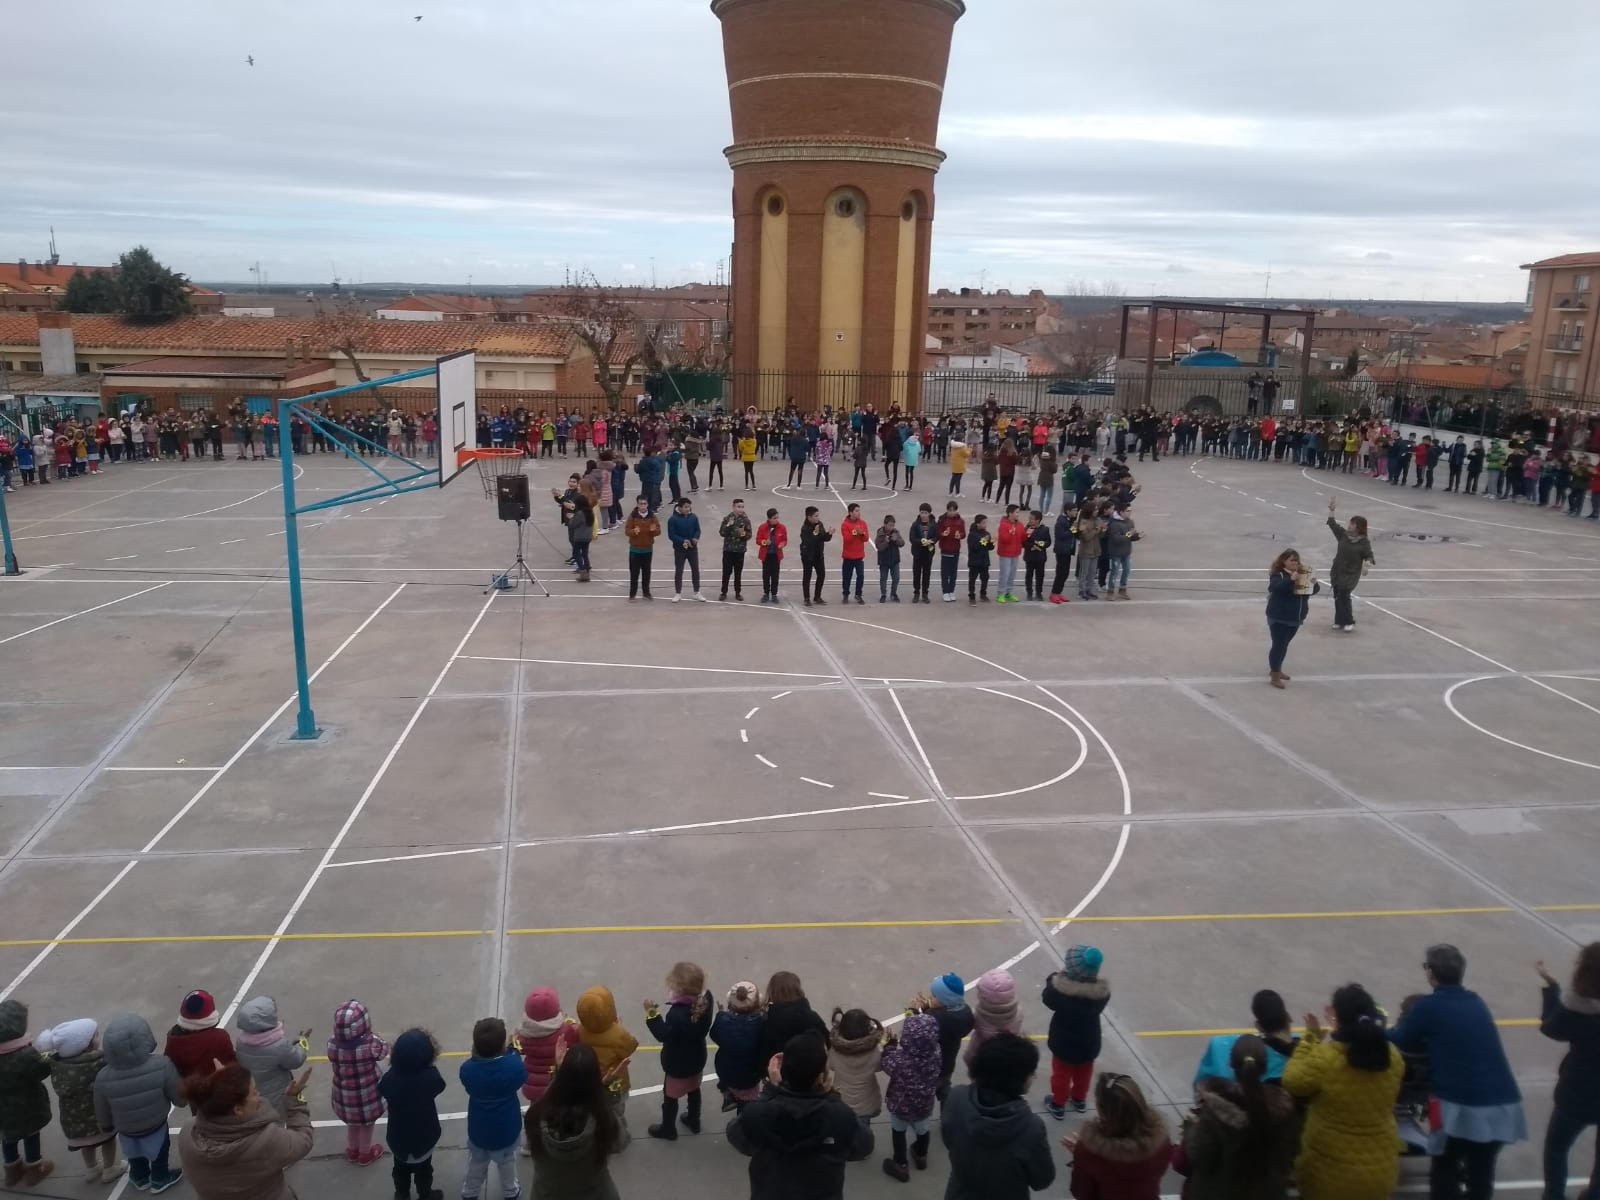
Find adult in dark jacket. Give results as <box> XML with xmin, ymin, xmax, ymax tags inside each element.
<box><xmin>378</xmin><ymin>1029</ymin><xmax>447</xmax><ymax>1200</ymax></box>
<box><xmin>941</xmin><ymin>1034</ymin><xmax>1055</xmax><ymax>1200</ymax></box>
<box><xmin>1265</xmin><ymin>548</ymin><xmax>1318</xmax><ymax>689</ymax></box>
<box><xmin>728</xmin><ymin>1033</ymin><xmax>873</xmax><ymax>1200</ymax></box>
<box><xmin>1324</xmin><ymin>498</ymin><xmax>1374</xmax><ymax>631</ymax></box>
<box><xmin>758</xmin><ymin>972</ymin><xmax>829</xmax><ymax>1068</ymax></box>
<box><xmin>1389</xmin><ymin>943</ymin><xmax>1525</xmax><ymax>1200</ymax></box>
<box><xmin>1537</xmin><ymin>945</ymin><xmax>1600</xmax><ymax>1200</ymax></box>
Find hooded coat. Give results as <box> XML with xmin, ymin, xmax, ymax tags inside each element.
<box><xmin>326</xmin><ymin>1000</ymin><xmax>388</xmax><ymax>1124</ymax></box>
<box><xmin>964</xmin><ymin>971</ymin><xmax>1023</xmax><ymax>1068</ymax></box>
<box><xmin>1280</xmin><ymin>1032</ymin><xmax>1404</xmax><ymax>1200</ymax></box>
<box><xmin>233</xmin><ymin>997</ymin><xmax>307</xmax><ymax>1118</ymax></box>
<box><xmin>378</xmin><ymin>1029</ymin><xmax>446</xmax><ymax>1159</ymax></box>
<box><xmin>826</xmin><ymin>1025</ymin><xmax>883</xmax><ymax>1118</ymax></box>
<box><xmin>1175</xmin><ymin>1082</ymin><xmax>1299</xmax><ymax>1200</ymax></box>
<box><xmin>527</xmin><ymin>1111</ymin><xmax>621</xmax><ymax>1200</ymax></box>
<box><xmin>0</xmin><ymin>1000</ymin><xmax>51</xmax><ymax>1140</ymax></box>
<box><xmin>1326</xmin><ymin>517</ymin><xmax>1374</xmax><ymax>591</ymax></box>
<box><xmin>1043</xmin><ymin>973</ymin><xmax>1111</xmax><ymax>1064</ymax></box>
<box><xmin>880</xmin><ymin>1013</ymin><xmax>942</xmax><ymax>1124</ymax></box>
<box><xmin>178</xmin><ymin>1088</ymin><xmax>314</xmax><ymax>1200</ymax></box>
<box><xmin>1067</xmin><ymin>1106</ymin><xmax>1171</xmax><ymax>1200</ymax></box>
<box><xmin>93</xmin><ymin>1014</ymin><xmax>182</xmax><ymax>1137</ymax></box>
<box><xmin>165</xmin><ymin>1022</ymin><xmax>236</xmax><ymax>1084</ymax></box>
<box><xmin>576</xmin><ymin>987</ymin><xmax>638</xmax><ymax>1096</ymax></box>
<box><xmin>519</xmin><ymin>991</ymin><xmax>581</xmax><ymax>1104</ymax></box>
<box><xmin>710</xmin><ymin>1009</ymin><xmax>765</xmax><ymax>1092</ymax></box>
<box><xmin>1541</xmin><ymin>982</ymin><xmax>1600</xmax><ymax>1122</ymax></box>
<box><xmin>727</xmin><ymin>1082</ymin><xmax>874</xmax><ymax>1200</ymax></box>
<box><xmin>940</xmin><ymin>1083</ymin><xmax>1055</xmax><ymax>1200</ymax></box>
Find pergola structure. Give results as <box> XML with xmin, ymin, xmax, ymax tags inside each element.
<box><xmin>1118</xmin><ymin>300</ymin><xmax>1317</xmax><ymax>410</ymax></box>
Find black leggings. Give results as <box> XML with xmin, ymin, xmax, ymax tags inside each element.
<box><xmin>708</xmin><ymin>460</ymin><xmax>724</xmax><ymax>487</ymax></box>
<box><xmin>720</xmin><ymin>552</ymin><xmax>744</xmax><ymax>595</ymax></box>
<box><xmin>392</xmin><ymin>1154</ymin><xmax>435</xmax><ymax>1200</ymax></box>
<box><xmin>787</xmin><ymin>461</ymin><xmax>806</xmax><ymax>486</ymax></box>
<box><xmin>762</xmin><ymin>555</ymin><xmax>780</xmax><ymax>596</ymax></box>
<box><xmin>911</xmin><ymin>549</ymin><xmax>933</xmax><ymax>596</ymax></box>
<box><xmin>1431</xmin><ymin>1136</ymin><xmax>1501</xmax><ymax>1200</ymax></box>
<box><xmin>629</xmin><ymin>552</ymin><xmax>653</xmax><ymax>597</ymax></box>
<box><xmin>903</xmin><ymin>465</ymin><xmax>914</xmax><ymax>489</ymax></box>
<box><xmin>802</xmin><ymin>557</ymin><xmax>826</xmax><ymax>599</ymax></box>
<box><xmin>853</xmin><ymin>465</ymin><xmax>868</xmax><ymax>488</ymax></box>
<box><xmin>996</xmin><ymin>476</ymin><xmax>1013</xmax><ymax>504</ymax></box>
<box><xmin>1268</xmin><ymin>621</ymin><xmax>1299</xmax><ymax>672</ymax></box>
<box><xmin>743</xmin><ymin>462</ymin><xmax>756</xmax><ymax>488</ymax></box>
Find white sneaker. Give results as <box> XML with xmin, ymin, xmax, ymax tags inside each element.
<box><xmin>672</xmin><ymin>594</ymin><xmax>681</xmax><ymax>603</ymax></box>
<box><xmin>943</xmin><ymin>592</ymin><xmax>956</xmax><ymax>602</ymax></box>
<box><xmin>694</xmin><ymin>591</ymin><xmax>707</xmax><ymax>602</ymax></box>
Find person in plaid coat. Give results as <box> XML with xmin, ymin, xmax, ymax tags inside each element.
<box><xmin>327</xmin><ymin>1000</ymin><xmax>389</xmax><ymax>1166</ymax></box>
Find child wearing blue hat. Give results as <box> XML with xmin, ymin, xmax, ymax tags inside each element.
<box><xmin>1042</xmin><ymin>946</ymin><xmax>1110</xmax><ymax>1119</ymax></box>
<box><xmin>910</xmin><ymin>973</ymin><xmax>975</xmax><ymax>1104</ymax></box>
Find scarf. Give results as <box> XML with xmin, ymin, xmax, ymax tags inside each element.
<box><xmin>238</xmin><ymin>1023</ymin><xmax>285</xmax><ymax>1048</ymax></box>
<box><xmin>518</xmin><ymin>1013</ymin><xmax>567</xmax><ymax>1040</ymax></box>
<box><xmin>0</xmin><ymin>1035</ymin><xmax>32</xmax><ymax>1054</ymax></box>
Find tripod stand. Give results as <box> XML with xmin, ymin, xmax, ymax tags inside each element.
<box><xmin>486</xmin><ymin>519</ymin><xmax>551</xmax><ymax>595</ymax></box>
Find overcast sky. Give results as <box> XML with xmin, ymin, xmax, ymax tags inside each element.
<box><xmin>6</xmin><ymin>0</ymin><xmax>1596</xmax><ymax>299</ymax></box>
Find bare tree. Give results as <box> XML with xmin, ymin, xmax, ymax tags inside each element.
<box><xmin>555</xmin><ymin>272</ymin><xmax>647</xmax><ymax>412</ymax></box>
<box><xmin>312</xmin><ymin>292</ymin><xmax>373</xmax><ymax>384</ymax></box>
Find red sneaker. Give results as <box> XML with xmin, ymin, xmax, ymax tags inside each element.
<box><xmin>1050</xmin><ymin>595</ymin><xmax>1067</xmax><ymax>604</ymax></box>
<box><xmin>358</xmin><ymin>1146</ymin><xmax>385</xmax><ymax>1166</ymax></box>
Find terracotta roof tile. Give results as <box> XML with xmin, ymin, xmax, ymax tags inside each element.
<box><xmin>1521</xmin><ymin>251</ymin><xmax>1600</xmax><ymax>270</ymax></box>
<box><xmin>0</xmin><ymin>314</ymin><xmax>574</xmax><ymax>358</ymax></box>
<box><xmin>1362</xmin><ymin>364</ymin><xmax>1514</xmax><ymax>388</ymax></box>
<box><xmin>0</xmin><ymin>262</ymin><xmax>219</xmax><ymax>296</ymax></box>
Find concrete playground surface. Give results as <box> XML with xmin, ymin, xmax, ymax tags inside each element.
<box><xmin>1</xmin><ymin>445</ymin><xmax>1598</xmax><ymax>1198</ymax></box>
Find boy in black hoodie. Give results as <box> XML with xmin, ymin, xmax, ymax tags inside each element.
<box><xmin>378</xmin><ymin>1029</ymin><xmax>446</xmax><ymax>1200</ymax></box>
<box><xmin>1048</xmin><ymin>505</ymin><xmax>1077</xmax><ymax>604</ymax></box>
<box><xmin>1021</xmin><ymin>510</ymin><xmax>1051</xmax><ymax>601</ymax></box>
<box><xmin>967</xmin><ymin>516</ymin><xmax>993</xmax><ymax>604</ymax></box>
<box><xmin>941</xmin><ymin>1034</ymin><xmax>1055</xmax><ymax>1200</ymax></box>
<box><xmin>728</xmin><ymin>1033</ymin><xmax>872</xmax><ymax>1200</ymax></box>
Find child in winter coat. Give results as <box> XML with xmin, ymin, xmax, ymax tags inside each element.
<box><xmin>1064</xmin><ymin>1072</ymin><xmax>1171</xmax><ymax>1200</ymax></box>
<box><xmin>93</xmin><ymin>1013</ymin><xmax>184</xmax><ymax>1193</ymax></box>
<box><xmin>0</xmin><ymin>1000</ymin><xmax>54</xmax><ymax>1187</ymax></box>
<box><xmin>758</xmin><ymin>971</ymin><xmax>830</xmax><ymax>1068</ymax></box>
<box><xmin>328</xmin><ymin>999</ymin><xmax>389</xmax><ymax>1165</ymax></box>
<box><xmin>880</xmin><ymin>1012</ymin><xmax>943</xmax><ymax>1182</ymax></box>
<box><xmin>163</xmin><ymin>989</ymin><xmax>235</xmax><ymax>1107</ymax></box>
<box><xmin>643</xmin><ymin>962</ymin><xmax>715</xmax><ymax>1141</ymax></box>
<box><xmin>828</xmin><ymin>1008</ymin><xmax>884</xmax><ymax>1123</ymax></box>
<box><xmin>378</xmin><ymin>1028</ymin><xmax>447</xmax><ymax>1200</ymax></box>
<box><xmin>516</xmin><ymin>988</ymin><xmax>580</xmax><ymax>1110</ymax></box>
<box><xmin>38</xmin><ymin>1019</ymin><xmax>124</xmax><ymax>1185</ymax></box>
<box><xmin>1043</xmin><ymin>946</ymin><xmax>1111</xmax><ymax>1119</ymax></box>
<box><xmin>915</xmin><ymin>973</ymin><xmax>975</xmax><ymax>1101</ymax></box>
<box><xmin>459</xmin><ymin>1017</ymin><xmax>528</xmax><ymax>1200</ymax></box>
<box><xmin>711</xmin><ymin>981</ymin><xmax>765</xmax><ymax>1113</ymax></box>
<box><xmin>963</xmin><ymin>969</ymin><xmax>1023</xmax><ymax>1068</ymax></box>
<box><xmin>577</xmin><ymin>986</ymin><xmax>638</xmax><ymax>1146</ymax></box>
<box><xmin>233</xmin><ymin>995</ymin><xmax>309</xmax><ymax>1118</ymax></box>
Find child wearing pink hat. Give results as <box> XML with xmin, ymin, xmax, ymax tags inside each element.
<box><xmin>516</xmin><ymin>988</ymin><xmax>579</xmax><ymax>1157</ymax></box>
<box><xmin>962</xmin><ymin>969</ymin><xmax>1023</xmax><ymax>1068</ymax></box>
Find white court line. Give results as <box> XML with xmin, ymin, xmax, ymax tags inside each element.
<box><xmin>458</xmin><ymin>656</ymin><xmax>840</xmax><ymax>681</ymax></box>
<box><xmin>867</xmin><ymin>791</ymin><xmax>911</xmax><ymax>800</ymax></box>
<box><xmin>164</xmin><ymin>547</ymin><xmax>194</xmax><ymax>553</ymax></box>
<box><xmin>1507</xmin><ymin>548</ymin><xmax>1539</xmax><ymax>556</ymax></box>
<box><xmin>106</xmin><ymin>554</ymin><xmax>138</xmax><ymax>561</ymax></box>
<box><xmin>220</xmin><ymin>539</ymin><xmax>244</xmax><ymax>545</ymax></box>
<box><xmin>519</xmin><ymin>797</ymin><xmax>936</xmax><ymax>843</ymax></box>
<box><xmin>220</xmin><ymin>590</ymin><xmax>498</xmax><ymax>1024</ymax></box>
<box><xmin>326</xmin><ymin>845</ymin><xmax>504</xmax><ymax>870</ymax></box>
<box><xmin>753</xmin><ymin>754</ymin><xmax>777</xmax><ymax>769</ymax></box>
<box><xmin>1305</xmin><ymin>467</ymin><xmax>1600</xmax><ymax>541</ymax></box>
<box><xmin>771</xmin><ymin>690</ymin><xmax>792</xmax><ymax>699</ymax></box>
<box><xmin>1273</xmin><ymin>502</ymin><xmax>1287</xmax><ymax>509</ymax></box>
<box><xmin>739</xmin><ymin>728</ymin><xmax>748</xmax><ymax>742</ymax></box>
<box><xmin>105</xmin><ymin>765</ymin><xmax>222</xmax><ymax>773</ymax></box>
<box><xmin>744</xmin><ymin>706</ymin><xmax>760</xmax><ymax>719</ymax></box>
<box><xmin>13</xmin><ymin>471</ymin><xmax>298</xmax><ymax>542</ymax></box>
<box><xmin>0</xmin><ymin>582</ymin><xmax>170</xmax><ymax>645</ymax></box>
<box><xmin>1297</xmin><ymin>510</ymin><xmax>1313</xmax><ymax>516</ymax></box>
<box><xmin>799</xmin><ymin>776</ymin><xmax>835</xmax><ymax>789</ymax></box>
<box><xmin>1443</xmin><ymin>676</ymin><xmax>1600</xmax><ymax>772</ymax></box>
<box><xmin>1361</xmin><ymin>599</ymin><xmax>1512</xmax><ymax>672</ymax></box>
<box><xmin>0</xmin><ymin>862</ymin><xmax>139</xmax><ymax>1002</ymax></box>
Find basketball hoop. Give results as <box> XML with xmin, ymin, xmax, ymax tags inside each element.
<box><xmin>457</xmin><ymin>448</ymin><xmax>526</xmax><ymax>498</ymax></box>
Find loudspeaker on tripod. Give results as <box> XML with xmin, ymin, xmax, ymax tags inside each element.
<box><xmin>496</xmin><ymin>472</ymin><xmax>530</xmax><ymax>521</ymax></box>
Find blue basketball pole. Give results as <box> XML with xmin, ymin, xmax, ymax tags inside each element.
<box><xmin>278</xmin><ymin>402</ymin><xmax>318</xmax><ymax>739</ymax></box>
<box><xmin>0</xmin><ymin>484</ymin><xmax>19</xmax><ymax>576</ymax></box>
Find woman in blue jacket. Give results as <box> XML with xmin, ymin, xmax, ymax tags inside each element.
<box><xmin>1266</xmin><ymin>548</ymin><xmax>1318</xmax><ymax>689</ymax></box>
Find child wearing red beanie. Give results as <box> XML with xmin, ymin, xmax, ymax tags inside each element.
<box><xmin>516</xmin><ymin>988</ymin><xmax>578</xmax><ymax>1156</ymax></box>
<box><xmin>163</xmin><ymin>990</ymin><xmax>235</xmax><ymax>1108</ymax></box>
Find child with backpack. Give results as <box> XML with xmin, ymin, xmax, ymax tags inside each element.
<box><xmin>1042</xmin><ymin>945</ymin><xmax>1111</xmax><ymax>1119</ymax></box>
<box><xmin>328</xmin><ymin>999</ymin><xmax>389</xmax><ymax>1166</ymax></box>
<box><xmin>643</xmin><ymin>962</ymin><xmax>715</xmax><ymax>1141</ymax></box>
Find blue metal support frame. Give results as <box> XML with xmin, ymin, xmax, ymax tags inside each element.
<box><xmin>0</xmin><ymin>483</ymin><xmax>18</xmax><ymax>576</ymax></box>
<box><xmin>276</xmin><ymin>365</ymin><xmax>443</xmax><ymax>739</ymax></box>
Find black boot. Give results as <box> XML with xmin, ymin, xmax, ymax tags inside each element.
<box><xmin>681</xmin><ymin>1088</ymin><xmax>702</xmax><ymax>1134</ymax></box>
<box><xmin>882</xmin><ymin>1129</ymin><xmax>910</xmax><ymax>1182</ymax></box>
<box><xmin>414</xmin><ymin>1158</ymin><xmax>442</xmax><ymax>1200</ymax></box>
<box><xmin>912</xmin><ymin>1131</ymin><xmax>930</xmax><ymax>1170</ymax></box>
<box><xmin>648</xmin><ymin>1096</ymin><xmax>679</xmax><ymax>1140</ymax></box>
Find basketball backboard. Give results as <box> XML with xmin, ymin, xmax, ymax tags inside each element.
<box><xmin>436</xmin><ymin>349</ymin><xmax>477</xmax><ymax>487</ymax></box>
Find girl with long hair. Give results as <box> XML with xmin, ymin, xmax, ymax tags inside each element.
<box><xmin>1064</xmin><ymin>1072</ymin><xmax>1170</xmax><ymax>1199</ymax></box>
<box><xmin>1265</xmin><ymin>548</ymin><xmax>1319</xmax><ymax>688</ymax></box>
<box><xmin>1177</xmin><ymin>1033</ymin><xmax>1299</xmax><ymax>1199</ymax></box>
<box><xmin>525</xmin><ymin>1044</ymin><xmax>622</xmax><ymax>1200</ymax></box>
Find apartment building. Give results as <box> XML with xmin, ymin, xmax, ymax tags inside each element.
<box><xmin>1521</xmin><ymin>251</ymin><xmax>1598</xmax><ymax>396</ymax></box>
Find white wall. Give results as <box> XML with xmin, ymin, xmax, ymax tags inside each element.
<box><xmin>374</xmin><ymin>308</ymin><xmax>445</xmax><ymax>321</ymax></box>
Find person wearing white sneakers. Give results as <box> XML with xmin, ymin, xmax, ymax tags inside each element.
<box><xmin>667</xmin><ymin>497</ymin><xmax>707</xmax><ymax>603</ymax></box>
<box><xmin>1324</xmin><ymin>497</ymin><xmax>1373</xmax><ymax>632</ymax></box>
<box><xmin>935</xmin><ymin>501</ymin><xmax>966</xmax><ymax>601</ymax></box>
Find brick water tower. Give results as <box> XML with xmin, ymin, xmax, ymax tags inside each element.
<box><xmin>714</xmin><ymin>0</ymin><xmax>964</xmax><ymax>413</ymax></box>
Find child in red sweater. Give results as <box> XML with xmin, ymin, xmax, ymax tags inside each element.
<box><xmin>163</xmin><ymin>990</ymin><xmax>235</xmax><ymax>1106</ymax></box>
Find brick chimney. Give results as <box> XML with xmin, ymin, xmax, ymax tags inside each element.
<box><xmin>37</xmin><ymin>311</ymin><xmax>75</xmax><ymax>376</ymax></box>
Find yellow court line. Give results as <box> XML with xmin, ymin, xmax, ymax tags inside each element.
<box><xmin>1060</xmin><ymin>907</ymin><xmax>1517</xmax><ymax>923</ymax></box>
<box><xmin>1531</xmin><ymin>904</ymin><xmax>1600</xmax><ymax>912</ymax></box>
<box><xmin>505</xmin><ymin>919</ymin><xmax>1018</xmax><ymax>935</ymax></box>
<box><xmin>0</xmin><ymin>930</ymin><xmax>489</xmax><ymax>948</ymax></box>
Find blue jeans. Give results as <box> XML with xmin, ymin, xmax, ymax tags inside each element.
<box><xmin>1037</xmin><ymin>484</ymin><xmax>1054</xmax><ymax>513</ymax></box>
<box><xmin>462</xmin><ymin>1141</ymin><xmax>520</xmax><ymax>1200</ymax></box>
<box><xmin>996</xmin><ymin>556</ymin><xmax>1018</xmax><ymax>595</ymax></box>
<box><xmin>940</xmin><ymin>553</ymin><xmax>959</xmax><ymax>594</ymax></box>
<box><xmin>1543</xmin><ymin>1102</ymin><xmax>1598</xmax><ymax>1200</ymax></box>
<box><xmin>1106</xmin><ymin>554</ymin><xmax>1130</xmax><ymax>591</ymax></box>
<box><xmin>879</xmin><ymin>562</ymin><xmax>900</xmax><ymax>597</ymax></box>
<box><xmin>841</xmin><ymin>558</ymin><xmax>864</xmax><ymax>597</ymax></box>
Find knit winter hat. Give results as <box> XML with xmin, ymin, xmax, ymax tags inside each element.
<box><xmin>178</xmin><ymin>989</ymin><xmax>220</xmax><ymax>1031</ymax></box>
<box><xmin>930</xmin><ymin>973</ymin><xmax>966</xmax><ymax>1009</ymax></box>
<box><xmin>726</xmin><ymin>981</ymin><xmax>762</xmax><ymax>1014</ymax></box>
<box><xmin>1063</xmin><ymin>945</ymin><xmax>1104</xmax><ymax>982</ymax></box>
<box><xmin>976</xmin><ymin>969</ymin><xmax>1018</xmax><ymax>1008</ymax></box>
<box><xmin>36</xmin><ymin>1018</ymin><xmax>96</xmax><ymax>1059</ymax></box>
<box><xmin>524</xmin><ymin>988</ymin><xmax>561</xmax><ymax>1022</ymax></box>
<box><xmin>0</xmin><ymin>999</ymin><xmax>27</xmax><ymax>1042</ymax></box>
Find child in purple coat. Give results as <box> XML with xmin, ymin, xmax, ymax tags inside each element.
<box><xmin>880</xmin><ymin>1012</ymin><xmax>942</xmax><ymax>1182</ymax></box>
<box><xmin>328</xmin><ymin>1000</ymin><xmax>388</xmax><ymax>1166</ymax></box>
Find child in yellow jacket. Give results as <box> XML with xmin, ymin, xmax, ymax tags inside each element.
<box><xmin>577</xmin><ymin>986</ymin><xmax>638</xmax><ymax>1146</ymax></box>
